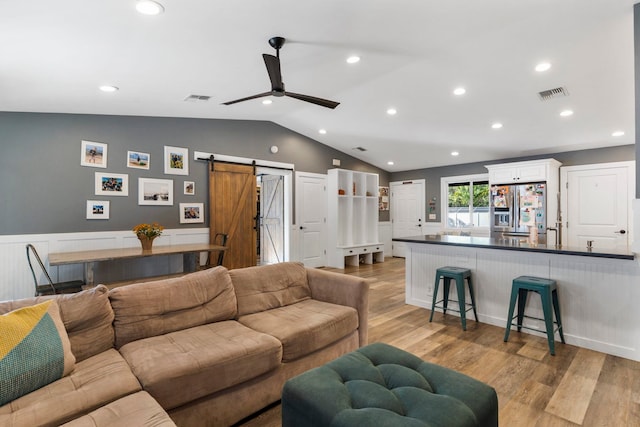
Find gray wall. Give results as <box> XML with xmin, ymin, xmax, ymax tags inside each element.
<box><xmin>390</xmin><ymin>145</ymin><xmax>635</xmax><ymax>222</ymax></box>
<box><xmin>0</xmin><ymin>112</ymin><xmax>390</xmax><ymax>235</ymax></box>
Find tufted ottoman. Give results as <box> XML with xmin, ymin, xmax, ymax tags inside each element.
<box><xmin>282</xmin><ymin>342</ymin><xmax>498</xmax><ymax>427</ymax></box>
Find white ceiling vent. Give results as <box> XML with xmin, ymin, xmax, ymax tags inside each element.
<box><xmin>184</xmin><ymin>94</ymin><xmax>211</xmax><ymax>102</ymax></box>
<box><xmin>538</xmin><ymin>87</ymin><xmax>569</xmax><ymax>101</ymax></box>
<box><xmin>352</xmin><ymin>146</ymin><xmax>367</xmax><ymax>152</ymax></box>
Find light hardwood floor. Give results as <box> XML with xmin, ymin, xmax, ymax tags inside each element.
<box><xmin>238</xmin><ymin>257</ymin><xmax>640</xmax><ymax>427</ymax></box>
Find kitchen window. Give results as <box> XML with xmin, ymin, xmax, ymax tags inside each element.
<box><xmin>441</xmin><ymin>174</ymin><xmax>490</xmax><ymax>229</ymax></box>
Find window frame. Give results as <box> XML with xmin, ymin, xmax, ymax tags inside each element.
<box><xmin>440</xmin><ymin>173</ymin><xmax>490</xmax><ymax>231</ymax></box>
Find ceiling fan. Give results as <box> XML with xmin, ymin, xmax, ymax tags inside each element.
<box><xmin>223</xmin><ymin>37</ymin><xmax>340</xmax><ymax>109</ymax></box>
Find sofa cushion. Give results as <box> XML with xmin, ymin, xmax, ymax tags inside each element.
<box><xmin>0</xmin><ymin>349</ymin><xmax>141</xmax><ymax>427</ymax></box>
<box><xmin>238</xmin><ymin>299</ymin><xmax>359</xmax><ymax>362</ymax></box>
<box><xmin>61</xmin><ymin>392</ymin><xmax>176</xmax><ymax>427</ymax></box>
<box><xmin>118</xmin><ymin>320</ymin><xmax>282</xmax><ymax>410</ymax></box>
<box><xmin>0</xmin><ymin>300</ymin><xmax>75</xmax><ymax>406</ymax></box>
<box><xmin>109</xmin><ymin>266</ymin><xmax>237</xmax><ymax>348</ymax></box>
<box><xmin>0</xmin><ymin>285</ymin><xmax>114</xmax><ymax>363</ymax></box>
<box><xmin>230</xmin><ymin>262</ymin><xmax>311</xmax><ymax>316</ymax></box>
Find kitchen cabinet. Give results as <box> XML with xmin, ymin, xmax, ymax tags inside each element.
<box><xmin>486</xmin><ymin>159</ymin><xmax>560</xmax><ymax>185</ymax></box>
<box><xmin>327</xmin><ymin>169</ymin><xmax>383</xmax><ymax>268</ymax></box>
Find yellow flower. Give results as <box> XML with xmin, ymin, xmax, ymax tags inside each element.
<box><xmin>133</xmin><ymin>222</ymin><xmax>164</xmax><ymax>238</ymax></box>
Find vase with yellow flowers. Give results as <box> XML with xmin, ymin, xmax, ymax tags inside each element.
<box><xmin>133</xmin><ymin>222</ymin><xmax>164</xmax><ymax>251</ymax></box>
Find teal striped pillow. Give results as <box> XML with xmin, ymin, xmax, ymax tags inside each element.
<box><xmin>0</xmin><ymin>300</ymin><xmax>75</xmax><ymax>406</ymax></box>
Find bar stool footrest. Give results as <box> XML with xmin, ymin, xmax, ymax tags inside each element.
<box><xmin>433</xmin><ymin>299</ymin><xmax>476</xmax><ymax>314</ymax></box>
<box><xmin>508</xmin><ymin>314</ymin><xmax>563</xmax><ymax>334</ymax></box>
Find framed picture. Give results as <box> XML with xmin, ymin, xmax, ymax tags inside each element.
<box><xmin>378</xmin><ymin>186</ymin><xmax>389</xmax><ymax>211</ymax></box>
<box><xmin>184</xmin><ymin>181</ymin><xmax>195</xmax><ymax>195</ymax></box>
<box><xmin>86</xmin><ymin>200</ymin><xmax>110</xmax><ymax>219</ymax></box>
<box><xmin>95</xmin><ymin>172</ymin><xmax>128</xmax><ymax>196</ymax></box>
<box><xmin>81</xmin><ymin>140</ymin><xmax>107</xmax><ymax>168</ymax></box>
<box><xmin>164</xmin><ymin>146</ymin><xmax>189</xmax><ymax>175</ymax></box>
<box><xmin>179</xmin><ymin>203</ymin><xmax>204</xmax><ymax>223</ymax></box>
<box><xmin>138</xmin><ymin>178</ymin><xmax>173</xmax><ymax>205</ymax></box>
<box><xmin>127</xmin><ymin>151</ymin><xmax>150</xmax><ymax>169</ymax></box>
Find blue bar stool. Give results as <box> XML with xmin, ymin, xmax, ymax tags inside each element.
<box><xmin>429</xmin><ymin>266</ymin><xmax>478</xmax><ymax>330</ymax></box>
<box><xmin>503</xmin><ymin>276</ymin><xmax>565</xmax><ymax>355</ymax></box>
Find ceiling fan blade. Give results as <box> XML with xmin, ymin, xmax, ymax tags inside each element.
<box><xmin>222</xmin><ymin>91</ymin><xmax>272</xmax><ymax>106</ymax></box>
<box><xmin>263</xmin><ymin>54</ymin><xmax>283</xmax><ymax>91</ymax></box>
<box><xmin>286</xmin><ymin>92</ymin><xmax>340</xmax><ymax>109</ymax></box>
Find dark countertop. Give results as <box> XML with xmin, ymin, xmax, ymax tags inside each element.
<box><xmin>393</xmin><ymin>235</ymin><xmax>636</xmax><ymax>260</ymax></box>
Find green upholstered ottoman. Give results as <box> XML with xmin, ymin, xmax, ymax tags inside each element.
<box><xmin>282</xmin><ymin>342</ymin><xmax>498</xmax><ymax>427</ymax></box>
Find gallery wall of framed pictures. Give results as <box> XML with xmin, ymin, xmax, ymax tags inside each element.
<box><xmin>80</xmin><ymin>140</ymin><xmax>200</xmax><ymax>224</ymax></box>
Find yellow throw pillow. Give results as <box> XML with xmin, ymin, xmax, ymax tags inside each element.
<box><xmin>0</xmin><ymin>300</ymin><xmax>75</xmax><ymax>406</ymax></box>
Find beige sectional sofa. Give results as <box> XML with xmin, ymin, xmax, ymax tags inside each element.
<box><xmin>0</xmin><ymin>262</ymin><xmax>369</xmax><ymax>427</ymax></box>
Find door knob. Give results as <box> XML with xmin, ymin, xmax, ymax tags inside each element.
<box><xmin>614</xmin><ymin>229</ymin><xmax>626</xmax><ymax>234</ymax></box>
<box><xmin>299</xmin><ymin>226</ymin><xmax>306</xmax><ymax>230</ymax></box>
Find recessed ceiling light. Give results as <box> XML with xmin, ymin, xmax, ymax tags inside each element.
<box><xmin>346</xmin><ymin>56</ymin><xmax>360</xmax><ymax>64</ymax></box>
<box><xmin>136</xmin><ymin>0</ymin><xmax>164</xmax><ymax>15</ymax></box>
<box><xmin>491</xmin><ymin>123</ymin><xmax>503</xmax><ymax>129</ymax></box>
<box><xmin>559</xmin><ymin>109</ymin><xmax>574</xmax><ymax>117</ymax></box>
<box><xmin>387</xmin><ymin>161</ymin><xmax>394</xmax><ymax>165</ymax></box>
<box><xmin>612</xmin><ymin>131</ymin><xmax>625</xmax><ymax>137</ymax></box>
<box><xmin>535</xmin><ymin>62</ymin><xmax>552</xmax><ymax>72</ymax></box>
<box><xmin>99</xmin><ymin>85</ymin><xmax>118</xmax><ymax>93</ymax></box>
<box><xmin>453</xmin><ymin>87</ymin><xmax>466</xmax><ymax>96</ymax></box>
<box><xmin>386</xmin><ymin>108</ymin><xmax>397</xmax><ymax>115</ymax></box>
<box><xmin>262</xmin><ymin>99</ymin><xmax>272</xmax><ymax>105</ymax></box>
<box><xmin>318</xmin><ymin>129</ymin><xmax>327</xmax><ymax>135</ymax></box>
<box><xmin>451</xmin><ymin>151</ymin><xmax>459</xmax><ymax>156</ymax></box>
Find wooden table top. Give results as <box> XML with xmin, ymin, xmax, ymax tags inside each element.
<box><xmin>49</xmin><ymin>243</ymin><xmax>226</xmax><ymax>265</ymax></box>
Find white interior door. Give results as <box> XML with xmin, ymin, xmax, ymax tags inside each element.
<box><xmin>561</xmin><ymin>162</ymin><xmax>635</xmax><ymax>250</ymax></box>
<box><xmin>391</xmin><ymin>180</ymin><xmax>425</xmax><ymax>257</ymax></box>
<box><xmin>295</xmin><ymin>172</ymin><xmax>327</xmax><ymax>268</ymax></box>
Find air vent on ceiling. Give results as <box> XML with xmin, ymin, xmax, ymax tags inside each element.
<box><xmin>538</xmin><ymin>87</ymin><xmax>569</xmax><ymax>101</ymax></box>
<box><xmin>352</xmin><ymin>146</ymin><xmax>367</xmax><ymax>152</ymax></box>
<box><xmin>184</xmin><ymin>94</ymin><xmax>211</xmax><ymax>102</ymax></box>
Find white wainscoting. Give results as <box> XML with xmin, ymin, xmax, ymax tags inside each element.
<box><xmin>404</xmin><ymin>242</ymin><xmax>640</xmax><ymax>361</ymax></box>
<box><xmin>0</xmin><ymin>228</ymin><xmax>209</xmax><ymax>302</ymax></box>
<box><xmin>379</xmin><ymin>222</ymin><xmax>392</xmax><ymax>258</ymax></box>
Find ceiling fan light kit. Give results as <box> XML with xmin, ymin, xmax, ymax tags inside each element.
<box><xmin>223</xmin><ymin>36</ymin><xmax>340</xmax><ymax>109</ymax></box>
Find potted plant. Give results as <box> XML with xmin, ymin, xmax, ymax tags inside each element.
<box><xmin>132</xmin><ymin>222</ymin><xmax>164</xmax><ymax>250</ymax></box>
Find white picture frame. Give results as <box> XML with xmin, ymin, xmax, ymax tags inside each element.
<box><xmin>138</xmin><ymin>177</ymin><xmax>173</xmax><ymax>206</ymax></box>
<box><xmin>81</xmin><ymin>140</ymin><xmax>108</xmax><ymax>168</ymax></box>
<box><xmin>95</xmin><ymin>172</ymin><xmax>128</xmax><ymax>196</ymax></box>
<box><xmin>164</xmin><ymin>146</ymin><xmax>189</xmax><ymax>175</ymax></box>
<box><xmin>86</xmin><ymin>200</ymin><xmax>110</xmax><ymax>219</ymax></box>
<box><xmin>127</xmin><ymin>150</ymin><xmax>150</xmax><ymax>170</ymax></box>
<box><xmin>184</xmin><ymin>181</ymin><xmax>195</xmax><ymax>195</ymax></box>
<box><xmin>179</xmin><ymin>203</ymin><xmax>204</xmax><ymax>223</ymax></box>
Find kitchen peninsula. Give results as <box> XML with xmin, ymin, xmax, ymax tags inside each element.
<box><xmin>395</xmin><ymin>234</ymin><xmax>640</xmax><ymax>361</ymax></box>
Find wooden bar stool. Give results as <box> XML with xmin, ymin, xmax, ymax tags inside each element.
<box><xmin>429</xmin><ymin>266</ymin><xmax>478</xmax><ymax>331</ymax></box>
<box><xmin>504</xmin><ymin>275</ymin><xmax>565</xmax><ymax>355</ymax></box>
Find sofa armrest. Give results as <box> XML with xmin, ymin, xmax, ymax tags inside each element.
<box><xmin>306</xmin><ymin>268</ymin><xmax>369</xmax><ymax>347</ymax></box>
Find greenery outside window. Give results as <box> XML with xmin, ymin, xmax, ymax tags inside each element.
<box><xmin>441</xmin><ymin>174</ymin><xmax>489</xmax><ymax>229</ymax></box>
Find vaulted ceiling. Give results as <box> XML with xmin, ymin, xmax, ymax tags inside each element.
<box><xmin>0</xmin><ymin>0</ymin><xmax>635</xmax><ymax>171</ymax></box>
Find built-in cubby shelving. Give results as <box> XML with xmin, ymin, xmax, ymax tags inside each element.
<box><xmin>327</xmin><ymin>169</ymin><xmax>384</xmax><ymax>268</ymax></box>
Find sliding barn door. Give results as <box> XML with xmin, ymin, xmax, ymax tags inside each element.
<box><xmin>209</xmin><ymin>162</ymin><xmax>257</xmax><ymax>269</ymax></box>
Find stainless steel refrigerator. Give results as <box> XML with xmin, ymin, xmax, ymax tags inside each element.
<box><xmin>490</xmin><ymin>182</ymin><xmax>547</xmax><ymax>243</ymax></box>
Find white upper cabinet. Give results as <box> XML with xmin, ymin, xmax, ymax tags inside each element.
<box><xmin>486</xmin><ymin>159</ymin><xmax>561</xmax><ymax>185</ymax></box>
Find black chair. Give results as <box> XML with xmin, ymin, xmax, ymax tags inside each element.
<box><xmin>201</xmin><ymin>233</ymin><xmax>229</xmax><ymax>269</ymax></box>
<box><xmin>26</xmin><ymin>244</ymin><xmax>85</xmax><ymax>296</ymax></box>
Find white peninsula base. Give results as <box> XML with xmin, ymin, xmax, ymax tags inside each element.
<box><xmin>404</xmin><ymin>242</ymin><xmax>640</xmax><ymax>361</ymax></box>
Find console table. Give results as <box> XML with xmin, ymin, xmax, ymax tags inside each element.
<box><xmin>49</xmin><ymin>243</ymin><xmax>226</xmax><ymax>286</ymax></box>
